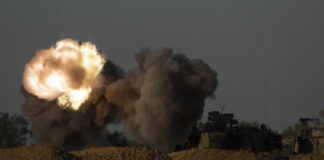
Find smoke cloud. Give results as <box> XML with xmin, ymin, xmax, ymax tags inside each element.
<box><xmin>20</xmin><ymin>60</ymin><xmax>124</xmax><ymax>150</ymax></box>
<box><xmin>21</xmin><ymin>39</ymin><xmax>218</xmax><ymax>153</ymax></box>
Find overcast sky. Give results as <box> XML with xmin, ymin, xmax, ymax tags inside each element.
<box><xmin>1</xmin><ymin>0</ymin><xmax>324</xmax><ymax>133</ymax></box>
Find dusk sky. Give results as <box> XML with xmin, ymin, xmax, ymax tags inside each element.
<box><xmin>1</xmin><ymin>0</ymin><xmax>324</xmax><ymax>133</ymax></box>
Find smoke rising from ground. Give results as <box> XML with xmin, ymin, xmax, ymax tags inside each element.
<box><xmin>21</xmin><ymin>40</ymin><xmax>218</xmax><ymax>153</ymax></box>
<box><xmin>105</xmin><ymin>48</ymin><xmax>218</xmax><ymax>152</ymax></box>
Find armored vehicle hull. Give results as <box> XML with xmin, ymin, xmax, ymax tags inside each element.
<box><xmin>175</xmin><ymin>111</ymin><xmax>283</xmax><ymax>154</ymax></box>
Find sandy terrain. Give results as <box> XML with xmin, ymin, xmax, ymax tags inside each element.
<box><xmin>0</xmin><ymin>145</ymin><xmax>172</xmax><ymax>160</ymax></box>
<box><xmin>1</xmin><ymin>145</ymin><xmax>324</xmax><ymax>160</ymax></box>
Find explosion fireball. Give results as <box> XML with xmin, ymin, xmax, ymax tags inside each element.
<box><xmin>21</xmin><ymin>38</ymin><xmax>218</xmax><ymax>153</ymax></box>
<box><xmin>22</xmin><ymin>39</ymin><xmax>106</xmax><ymax>110</ymax></box>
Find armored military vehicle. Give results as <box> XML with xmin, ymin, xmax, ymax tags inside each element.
<box><xmin>174</xmin><ymin>110</ymin><xmax>283</xmax><ymax>154</ymax></box>
<box><xmin>198</xmin><ymin>111</ymin><xmax>282</xmax><ymax>153</ymax></box>
<box><xmin>279</xmin><ymin>118</ymin><xmax>324</xmax><ymax>155</ymax></box>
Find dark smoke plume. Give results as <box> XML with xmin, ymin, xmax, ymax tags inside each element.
<box><xmin>104</xmin><ymin>48</ymin><xmax>218</xmax><ymax>152</ymax></box>
<box><xmin>21</xmin><ymin>46</ymin><xmax>218</xmax><ymax>153</ymax></box>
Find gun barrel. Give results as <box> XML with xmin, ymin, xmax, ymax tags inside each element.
<box><xmin>299</xmin><ymin>118</ymin><xmax>310</xmax><ymax>121</ymax></box>
<box><xmin>298</xmin><ymin>118</ymin><xmax>320</xmax><ymax>126</ymax></box>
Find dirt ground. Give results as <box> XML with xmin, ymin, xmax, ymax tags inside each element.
<box><xmin>0</xmin><ymin>145</ymin><xmax>172</xmax><ymax>160</ymax></box>
<box><xmin>288</xmin><ymin>154</ymin><xmax>324</xmax><ymax>160</ymax></box>
<box><xmin>1</xmin><ymin>145</ymin><xmax>324</xmax><ymax>160</ymax></box>
<box><xmin>168</xmin><ymin>149</ymin><xmax>324</xmax><ymax>160</ymax></box>
<box><xmin>69</xmin><ymin>146</ymin><xmax>172</xmax><ymax>160</ymax></box>
<box><xmin>168</xmin><ymin>149</ymin><xmax>268</xmax><ymax>160</ymax></box>
<box><xmin>0</xmin><ymin>145</ymin><xmax>80</xmax><ymax>160</ymax></box>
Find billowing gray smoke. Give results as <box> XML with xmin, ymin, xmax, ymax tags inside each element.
<box><xmin>21</xmin><ymin>45</ymin><xmax>218</xmax><ymax>153</ymax></box>
<box><xmin>105</xmin><ymin>48</ymin><xmax>218</xmax><ymax>152</ymax></box>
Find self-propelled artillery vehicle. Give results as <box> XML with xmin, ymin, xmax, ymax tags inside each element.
<box><xmin>175</xmin><ymin>111</ymin><xmax>283</xmax><ymax>154</ymax></box>
<box><xmin>198</xmin><ymin>111</ymin><xmax>282</xmax><ymax>153</ymax></box>
<box><xmin>279</xmin><ymin>118</ymin><xmax>324</xmax><ymax>155</ymax></box>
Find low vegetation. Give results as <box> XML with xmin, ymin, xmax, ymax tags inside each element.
<box><xmin>0</xmin><ymin>113</ymin><xmax>30</xmax><ymax>149</ymax></box>
<box><xmin>1</xmin><ymin>110</ymin><xmax>324</xmax><ymax>159</ymax></box>
<box><xmin>282</xmin><ymin>109</ymin><xmax>324</xmax><ymax>138</ymax></box>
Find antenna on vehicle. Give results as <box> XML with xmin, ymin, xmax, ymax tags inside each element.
<box><xmin>221</xmin><ymin>104</ymin><xmax>225</xmax><ymax>114</ymax></box>
<box><xmin>265</xmin><ymin>83</ymin><xmax>267</xmax><ymax>127</ymax></box>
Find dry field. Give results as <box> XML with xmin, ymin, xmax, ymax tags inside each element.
<box><xmin>1</xmin><ymin>145</ymin><xmax>323</xmax><ymax>160</ymax></box>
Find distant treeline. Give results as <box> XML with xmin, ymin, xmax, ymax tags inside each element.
<box><xmin>1</xmin><ymin>109</ymin><xmax>323</xmax><ymax>149</ymax></box>
<box><xmin>0</xmin><ymin>113</ymin><xmax>30</xmax><ymax>149</ymax></box>
<box><xmin>0</xmin><ymin>112</ymin><xmax>150</xmax><ymax>150</ymax></box>
<box><xmin>282</xmin><ymin>109</ymin><xmax>324</xmax><ymax>138</ymax></box>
